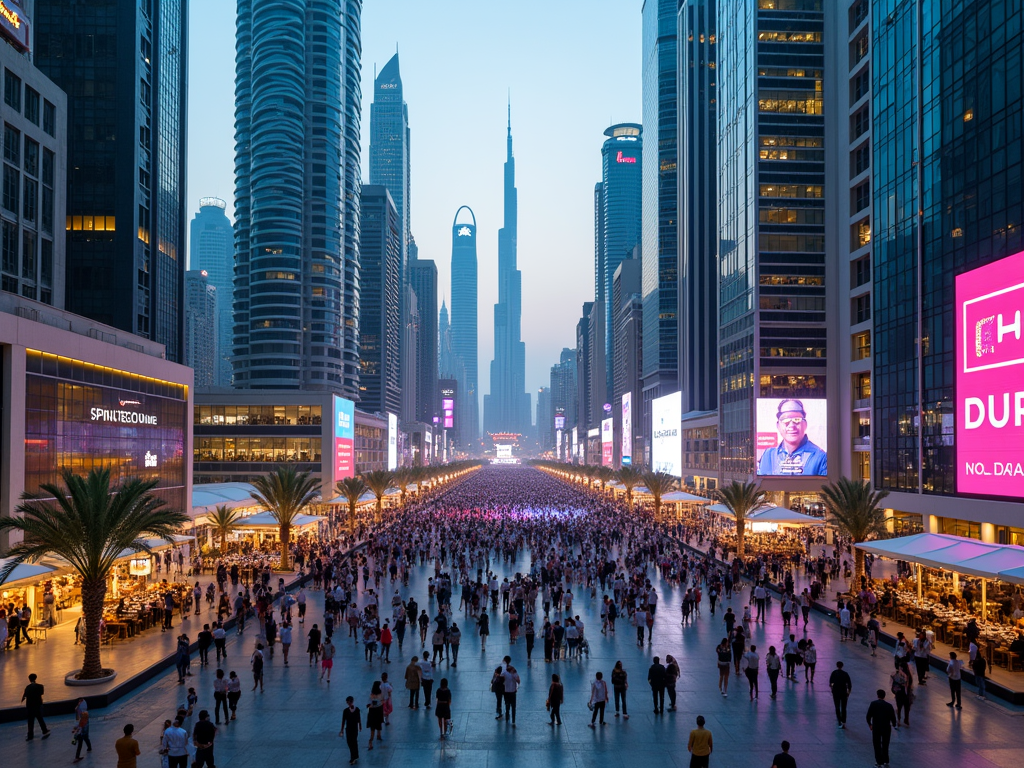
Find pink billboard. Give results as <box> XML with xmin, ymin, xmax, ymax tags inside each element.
<box><xmin>955</xmin><ymin>251</ymin><xmax>1024</xmax><ymax>498</ymax></box>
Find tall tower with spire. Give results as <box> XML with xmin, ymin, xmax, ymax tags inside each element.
<box><xmin>484</xmin><ymin>102</ymin><xmax>530</xmax><ymax>436</ymax></box>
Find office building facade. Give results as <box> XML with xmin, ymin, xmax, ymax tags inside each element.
<box><xmin>409</xmin><ymin>256</ymin><xmax>438</xmax><ymax>424</ymax></box>
<box><xmin>369</xmin><ymin>53</ymin><xmax>410</xmax><ymax>274</ymax></box>
<box><xmin>341</xmin><ymin>0</ymin><xmax>363</xmax><ymax>399</ymax></box>
<box><xmin>189</xmin><ymin>198</ymin><xmax>233</xmax><ymax>386</ymax></box>
<box><xmin>716</xmin><ymin>0</ymin><xmax>828</xmax><ymax>484</ymax></box>
<box><xmin>597</xmin><ymin>123</ymin><xmax>643</xmax><ymax>399</ymax></box>
<box><xmin>0</xmin><ymin>37</ymin><xmax>66</xmax><ymax>309</ymax></box>
<box><xmin>358</xmin><ymin>185</ymin><xmax>402</xmax><ymax>417</ymax></box>
<box><xmin>232</xmin><ymin>0</ymin><xmax>358</xmax><ymax>392</ymax></box>
<box><xmin>612</xmin><ymin>256</ymin><xmax>643</xmax><ymax>464</ymax></box>
<box><xmin>450</xmin><ymin>206</ymin><xmax>478</xmax><ymax>445</ymax></box>
<box><xmin>185</xmin><ymin>269</ymin><xmax>217</xmax><ymax>388</ymax></box>
<box><xmin>34</xmin><ymin>0</ymin><xmax>188</xmax><ymax>361</ymax></box>
<box><xmin>640</xmin><ymin>0</ymin><xmax>680</xmax><ymax>457</ymax></box>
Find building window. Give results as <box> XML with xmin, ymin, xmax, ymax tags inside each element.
<box><xmin>4</xmin><ymin>69</ymin><xmax>20</xmax><ymax>112</ymax></box>
<box><xmin>851</xmin><ymin>33</ymin><xmax>869</xmax><ymax>66</ymax></box>
<box><xmin>852</xmin><ymin>256</ymin><xmax>871</xmax><ymax>287</ymax></box>
<box><xmin>2</xmin><ymin>220</ymin><xmax>16</xmax><ymax>273</ymax></box>
<box><xmin>1</xmin><ymin>274</ymin><xmax>15</xmax><ymax>293</ymax></box>
<box><xmin>41</xmin><ymin>186</ymin><xmax>53</xmax><ymax>234</ymax></box>
<box><xmin>852</xmin><ymin>331</ymin><xmax>871</xmax><ymax>360</ymax></box>
<box><xmin>855</xmin><ymin>372</ymin><xmax>871</xmax><ymax>399</ymax></box>
<box><xmin>20</xmin><ymin>282</ymin><xmax>33</xmax><ymax>299</ymax></box>
<box><xmin>851</xmin><ymin>69</ymin><xmax>870</xmax><ymax>104</ymax></box>
<box><xmin>40</xmin><ymin>238</ymin><xmax>52</xmax><ymax>285</ymax></box>
<box><xmin>42</xmin><ymin>101</ymin><xmax>55</xmax><ymax>137</ymax></box>
<box><xmin>24</xmin><ymin>138</ymin><xmax>37</xmax><ymax>177</ymax></box>
<box><xmin>853</xmin><ymin>294</ymin><xmax>871</xmax><ymax>325</ymax></box>
<box><xmin>851</xmin><ymin>143</ymin><xmax>869</xmax><ymax>176</ymax></box>
<box><xmin>23</xmin><ymin>177</ymin><xmax>36</xmax><ymax>223</ymax></box>
<box><xmin>3</xmin><ymin>164</ymin><xmax>19</xmax><ymax>214</ymax></box>
<box><xmin>853</xmin><ymin>181</ymin><xmax>870</xmax><ymax>213</ymax></box>
<box><xmin>24</xmin><ymin>87</ymin><xmax>39</xmax><ymax>125</ymax></box>
<box><xmin>21</xmin><ymin>230</ymin><xmax>34</xmax><ymax>279</ymax></box>
<box><xmin>42</xmin><ymin>149</ymin><xmax>53</xmax><ymax>186</ymax></box>
<box><xmin>851</xmin><ymin>107</ymin><xmax>870</xmax><ymax>139</ymax></box>
<box><xmin>851</xmin><ymin>219</ymin><xmax>870</xmax><ymax>249</ymax></box>
<box><xmin>4</xmin><ymin>125</ymin><xmax>19</xmax><ymax>165</ymax></box>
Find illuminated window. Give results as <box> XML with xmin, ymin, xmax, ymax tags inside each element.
<box><xmin>759</xmin><ymin>184</ymin><xmax>823</xmax><ymax>199</ymax></box>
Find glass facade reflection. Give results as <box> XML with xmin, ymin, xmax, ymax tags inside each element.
<box><xmin>24</xmin><ymin>351</ymin><xmax>188</xmax><ymax>512</ymax></box>
<box><xmin>872</xmin><ymin>0</ymin><xmax>1024</xmax><ymax>495</ymax></box>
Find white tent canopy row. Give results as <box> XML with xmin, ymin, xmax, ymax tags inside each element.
<box><xmin>191</xmin><ymin>482</ymin><xmax>261</xmax><ymax>517</ymax></box>
<box><xmin>707</xmin><ymin>503</ymin><xmax>825</xmax><ymax>525</ymax></box>
<box><xmin>855</xmin><ymin>533</ymin><xmax>1024</xmax><ymax>584</ymax></box>
<box><xmin>229</xmin><ymin>512</ymin><xmax>326</xmax><ymax>530</ymax></box>
<box><xmin>323</xmin><ymin>489</ymin><xmax>401</xmax><ymax>505</ymax></box>
<box><xmin>0</xmin><ymin>558</ymin><xmax>59</xmax><ymax>588</ymax></box>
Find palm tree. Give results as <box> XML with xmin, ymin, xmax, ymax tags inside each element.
<box><xmin>336</xmin><ymin>476</ymin><xmax>368</xmax><ymax>534</ymax></box>
<box><xmin>717</xmin><ymin>481</ymin><xmax>769</xmax><ymax>560</ymax></box>
<box><xmin>208</xmin><ymin>505</ymin><xmax>241</xmax><ymax>555</ymax></box>
<box><xmin>249</xmin><ymin>466</ymin><xmax>321</xmax><ymax>570</ymax></box>
<box><xmin>393</xmin><ymin>468</ymin><xmax>415</xmax><ymax>506</ymax></box>
<box><xmin>362</xmin><ymin>470</ymin><xmax>395</xmax><ymax>523</ymax></box>
<box><xmin>820</xmin><ymin>477</ymin><xmax>890</xmax><ymax>587</ymax></box>
<box><xmin>642</xmin><ymin>471</ymin><xmax>678</xmax><ymax>521</ymax></box>
<box><xmin>0</xmin><ymin>468</ymin><xmax>187</xmax><ymax>680</ymax></box>
<box><xmin>616</xmin><ymin>466</ymin><xmax>644</xmax><ymax>508</ymax></box>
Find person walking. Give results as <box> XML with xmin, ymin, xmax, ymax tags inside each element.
<box><xmin>213</xmin><ymin>669</ymin><xmax>229</xmax><ymax>724</ymax></box>
<box><xmin>115</xmin><ymin>724</ymin><xmax>141</xmax><ymax>768</ymax></box>
<box><xmin>588</xmin><ymin>671</ymin><xmax>609</xmax><ymax>727</ymax></box>
<box><xmin>72</xmin><ymin>698</ymin><xmax>92</xmax><ymax>762</ymax></box>
<box><xmin>435</xmin><ymin>678</ymin><xmax>453</xmax><ymax>739</ymax></box>
<box><xmin>946</xmin><ymin>651</ymin><xmax>963</xmax><ymax>709</ymax></box>
<box><xmin>405</xmin><ymin>656</ymin><xmax>422</xmax><ymax>709</ymax></box>
<box><xmin>339</xmin><ymin>697</ymin><xmax>362</xmax><ymax>765</ymax></box>
<box><xmin>665</xmin><ymin>655</ymin><xmax>680</xmax><ymax>711</ymax></box>
<box><xmin>190</xmin><ymin>712</ymin><xmax>217</xmax><ymax>768</ymax></box>
<box><xmin>449</xmin><ymin>623</ymin><xmax>462</xmax><ymax>666</ymax></box>
<box><xmin>742</xmin><ymin>645</ymin><xmax>760</xmax><ymax>701</ymax></box>
<box><xmin>501</xmin><ymin>657</ymin><xmax>521</xmax><ymax>726</ymax></box>
<box><xmin>611</xmin><ymin>660</ymin><xmax>629</xmax><ymax>718</ymax></box>
<box><xmin>366</xmin><ymin>681</ymin><xmax>384</xmax><ymax>749</ymax></box>
<box><xmin>716</xmin><ymin>639</ymin><xmax>731</xmax><ymax>697</ymax></box>
<box><xmin>250</xmin><ymin>643</ymin><xmax>264</xmax><ymax>692</ymax></box>
<box><xmin>158</xmin><ymin>716</ymin><xmax>187</xmax><ymax>768</ymax></box>
<box><xmin>21</xmin><ymin>673</ymin><xmax>50</xmax><ymax>740</ymax></box>
<box><xmin>648</xmin><ymin>656</ymin><xmax>667</xmax><ymax>713</ymax></box>
<box><xmin>307</xmin><ymin>624</ymin><xmax>322</xmax><ymax>667</ymax></box>
<box><xmin>226</xmin><ymin>671</ymin><xmax>241</xmax><ymax>720</ymax></box>
<box><xmin>419</xmin><ymin>655</ymin><xmax>435</xmax><ymax>707</ymax></box>
<box><xmin>490</xmin><ymin>666</ymin><xmax>505</xmax><ymax>717</ymax></box>
<box><xmin>279</xmin><ymin>621</ymin><xmax>292</xmax><ymax>666</ymax></box>
<box><xmin>803</xmin><ymin>639</ymin><xmax>817</xmax><ymax>683</ymax></box>
<box><xmin>380</xmin><ymin>621</ymin><xmax>392</xmax><ymax>663</ymax></box>
<box><xmin>829</xmin><ymin>661</ymin><xmax>852</xmax><ymax>728</ymax></box>
<box><xmin>866</xmin><ymin>689</ymin><xmax>898</xmax><ymax>767</ymax></box>
<box><xmin>197</xmin><ymin>625</ymin><xmax>213</xmax><ymax>667</ymax></box>
<box><xmin>771</xmin><ymin>740</ymin><xmax>796</xmax><ymax>768</ymax></box>
<box><xmin>547</xmin><ymin>673</ymin><xmax>564</xmax><ymax>726</ymax></box>
<box><xmin>890</xmin><ymin>661</ymin><xmax>913</xmax><ymax>726</ymax></box>
<box><xmin>972</xmin><ymin>647</ymin><xmax>988</xmax><ymax>700</ymax></box>
<box><xmin>765</xmin><ymin>646</ymin><xmax>782</xmax><ymax>699</ymax></box>
<box><xmin>213</xmin><ymin>623</ymin><xmax>227</xmax><ymax>663</ymax></box>
<box><xmin>321</xmin><ymin>636</ymin><xmax>336</xmax><ymax>682</ymax></box>
<box><xmin>477</xmin><ymin>612</ymin><xmax>490</xmax><ymax>651</ymax></box>
<box><xmin>686</xmin><ymin>715</ymin><xmax>713</xmax><ymax>768</ymax></box>
<box><xmin>912</xmin><ymin>630</ymin><xmax>932</xmax><ymax>685</ymax></box>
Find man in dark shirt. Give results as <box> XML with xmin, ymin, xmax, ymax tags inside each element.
<box><xmin>21</xmin><ymin>673</ymin><xmax>50</xmax><ymax>740</ymax></box>
<box><xmin>866</xmin><ymin>689</ymin><xmax>898</xmax><ymax>767</ymax></box>
<box><xmin>828</xmin><ymin>661</ymin><xmax>852</xmax><ymax>728</ymax></box>
<box><xmin>339</xmin><ymin>697</ymin><xmax>362</xmax><ymax>765</ymax></box>
<box><xmin>648</xmin><ymin>657</ymin><xmax>667</xmax><ymax>714</ymax></box>
<box><xmin>197</xmin><ymin>625</ymin><xmax>213</xmax><ymax>667</ymax></box>
<box><xmin>191</xmin><ymin>710</ymin><xmax>217</xmax><ymax>768</ymax></box>
<box><xmin>772</xmin><ymin>740</ymin><xmax>797</xmax><ymax>768</ymax></box>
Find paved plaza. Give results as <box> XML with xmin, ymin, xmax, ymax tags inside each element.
<box><xmin>2</xmin><ymin>524</ymin><xmax>1023</xmax><ymax>767</ymax></box>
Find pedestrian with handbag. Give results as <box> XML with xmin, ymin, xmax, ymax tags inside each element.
<box><xmin>72</xmin><ymin>698</ymin><xmax>92</xmax><ymax>762</ymax></box>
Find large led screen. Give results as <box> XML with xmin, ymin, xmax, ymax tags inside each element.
<box><xmin>755</xmin><ymin>398</ymin><xmax>828</xmax><ymax>477</ymax></box>
<box><xmin>651</xmin><ymin>391</ymin><xmax>682</xmax><ymax>477</ymax></box>
<box><xmin>956</xmin><ymin>251</ymin><xmax>1024</xmax><ymax>498</ymax></box>
<box><xmin>601</xmin><ymin>417</ymin><xmax>614</xmax><ymax>467</ymax></box>
<box><xmin>621</xmin><ymin>391</ymin><xmax>632</xmax><ymax>465</ymax></box>
<box><xmin>387</xmin><ymin>412</ymin><xmax>398</xmax><ymax>471</ymax></box>
<box><xmin>333</xmin><ymin>396</ymin><xmax>355</xmax><ymax>480</ymax></box>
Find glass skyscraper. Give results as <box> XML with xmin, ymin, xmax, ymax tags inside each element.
<box><xmin>597</xmin><ymin>123</ymin><xmax>642</xmax><ymax>401</ymax></box>
<box><xmin>342</xmin><ymin>0</ymin><xmax>364</xmax><ymax>400</ymax></box>
<box><xmin>34</xmin><ymin>0</ymin><xmax>188</xmax><ymax>362</ymax></box>
<box><xmin>369</xmin><ymin>53</ymin><xmax>410</xmax><ymax>277</ymax></box>
<box><xmin>716</xmin><ymin>0</ymin><xmax>826</xmax><ymax>477</ymax></box>
<box><xmin>450</xmin><ymin>206</ymin><xmax>478</xmax><ymax>444</ymax></box>
<box><xmin>872</xmin><ymin>0</ymin><xmax>1024</xmax><ymax>533</ymax></box>
<box><xmin>232</xmin><ymin>0</ymin><xmax>360</xmax><ymax>392</ymax></box>
<box><xmin>640</xmin><ymin>0</ymin><xmax>679</xmax><ymax>455</ymax></box>
<box><xmin>189</xmin><ymin>198</ymin><xmax>233</xmax><ymax>386</ymax></box>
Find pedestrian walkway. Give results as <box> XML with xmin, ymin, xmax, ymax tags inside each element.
<box><xmin>3</xmin><ymin>537</ymin><xmax>1021</xmax><ymax>768</ymax></box>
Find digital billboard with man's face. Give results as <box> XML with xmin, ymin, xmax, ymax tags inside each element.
<box><xmin>956</xmin><ymin>251</ymin><xmax>1024</xmax><ymax>498</ymax></box>
<box><xmin>755</xmin><ymin>398</ymin><xmax>828</xmax><ymax>477</ymax></box>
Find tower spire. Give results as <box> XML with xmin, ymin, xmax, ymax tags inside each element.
<box><xmin>506</xmin><ymin>90</ymin><xmax>513</xmax><ymax>159</ymax></box>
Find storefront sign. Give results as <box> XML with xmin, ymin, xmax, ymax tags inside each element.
<box><xmin>90</xmin><ymin>407</ymin><xmax>157</xmax><ymax>425</ymax></box>
<box><xmin>129</xmin><ymin>557</ymin><xmax>152</xmax><ymax>576</ymax></box>
<box><xmin>0</xmin><ymin>0</ymin><xmax>29</xmax><ymax>53</ymax></box>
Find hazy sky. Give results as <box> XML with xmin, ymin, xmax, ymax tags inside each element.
<box><xmin>187</xmin><ymin>0</ymin><xmax>641</xmax><ymax>418</ymax></box>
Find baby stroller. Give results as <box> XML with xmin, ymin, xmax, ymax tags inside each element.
<box><xmin>578</xmin><ymin>636</ymin><xmax>591</xmax><ymax>658</ymax></box>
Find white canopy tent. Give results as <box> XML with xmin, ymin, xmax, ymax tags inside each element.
<box><xmin>231</xmin><ymin>512</ymin><xmax>326</xmax><ymax>530</ymax></box>
<box><xmin>661</xmin><ymin>491</ymin><xmax>712</xmax><ymax>503</ymax></box>
<box><xmin>0</xmin><ymin>558</ymin><xmax>59</xmax><ymax>588</ymax></box>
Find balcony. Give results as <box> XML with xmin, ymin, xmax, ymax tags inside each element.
<box><xmin>853</xmin><ymin>397</ymin><xmax>871</xmax><ymax>411</ymax></box>
<box><xmin>853</xmin><ymin>435</ymin><xmax>871</xmax><ymax>451</ymax></box>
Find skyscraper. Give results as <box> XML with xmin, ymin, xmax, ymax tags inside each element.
<box><xmin>716</xmin><ymin>0</ymin><xmax>827</xmax><ymax>478</ymax></box>
<box><xmin>189</xmin><ymin>198</ymin><xmax>234</xmax><ymax>386</ymax></box>
<box><xmin>450</xmin><ymin>206</ymin><xmax>478</xmax><ymax>444</ymax></box>
<box><xmin>677</xmin><ymin>0</ymin><xmax>717</xmax><ymax>416</ymax></box>
<box><xmin>358</xmin><ymin>186</ymin><xmax>402</xmax><ymax>416</ymax></box>
<box><xmin>35</xmin><ymin>0</ymin><xmax>188</xmax><ymax>361</ymax></box>
<box><xmin>185</xmin><ymin>269</ymin><xmax>217</xmax><ymax>388</ymax></box>
<box><xmin>438</xmin><ymin>298</ymin><xmax>465</xmax><ymax>395</ymax></box>
<box><xmin>485</xmin><ymin>106</ymin><xmax>529</xmax><ymax>435</ymax></box>
<box><xmin>596</xmin><ymin>124</ymin><xmax>643</xmax><ymax>399</ymax></box>
<box><xmin>409</xmin><ymin>256</ymin><xmax>439</xmax><ymax>424</ymax></box>
<box><xmin>550</xmin><ymin>347</ymin><xmax>578</xmax><ymax>456</ymax></box>
<box><xmin>232</xmin><ymin>0</ymin><xmax>359</xmax><ymax>391</ymax></box>
<box><xmin>369</xmin><ymin>53</ymin><xmax>410</xmax><ymax>275</ymax></box>
<box><xmin>640</xmin><ymin>0</ymin><xmax>680</xmax><ymax>454</ymax></box>
<box><xmin>341</xmin><ymin>0</ymin><xmax>364</xmax><ymax>400</ymax></box>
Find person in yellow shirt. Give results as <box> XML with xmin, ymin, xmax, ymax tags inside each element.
<box><xmin>114</xmin><ymin>723</ymin><xmax>141</xmax><ymax>768</ymax></box>
<box><xmin>687</xmin><ymin>715</ymin><xmax>713</xmax><ymax>768</ymax></box>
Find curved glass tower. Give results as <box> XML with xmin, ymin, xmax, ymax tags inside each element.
<box><xmin>233</xmin><ymin>0</ymin><xmax>356</xmax><ymax>392</ymax></box>
<box><xmin>451</xmin><ymin>206</ymin><xmax>478</xmax><ymax>444</ymax></box>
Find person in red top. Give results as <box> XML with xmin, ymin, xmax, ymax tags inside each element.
<box><xmin>380</xmin><ymin>621</ymin><xmax>393</xmax><ymax>663</ymax></box>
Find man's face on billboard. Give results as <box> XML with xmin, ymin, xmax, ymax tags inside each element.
<box><xmin>777</xmin><ymin>405</ymin><xmax>807</xmax><ymax>448</ymax></box>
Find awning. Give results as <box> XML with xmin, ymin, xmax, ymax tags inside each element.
<box><xmin>323</xmin><ymin>491</ymin><xmax>377</xmax><ymax>505</ymax></box>
<box><xmin>856</xmin><ymin>533</ymin><xmax>1024</xmax><ymax>581</ymax></box>
<box><xmin>191</xmin><ymin>482</ymin><xmax>261</xmax><ymax>516</ymax></box>
<box><xmin>662</xmin><ymin>491</ymin><xmax>712</xmax><ymax>503</ymax></box>
<box><xmin>231</xmin><ymin>512</ymin><xmax>326</xmax><ymax>530</ymax></box>
<box><xmin>114</xmin><ymin>534</ymin><xmax>195</xmax><ymax>562</ymax></box>
<box><xmin>0</xmin><ymin>558</ymin><xmax>59</xmax><ymax>588</ymax></box>
<box><xmin>707</xmin><ymin>504</ymin><xmax>823</xmax><ymax>525</ymax></box>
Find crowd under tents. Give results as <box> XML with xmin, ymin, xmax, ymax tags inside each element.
<box><xmin>856</xmin><ymin>533</ymin><xmax>1024</xmax><ymax>620</ymax></box>
<box><xmin>707</xmin><ymin>503</ymin><xmax>825</xmax><ymax>526</ymax></box>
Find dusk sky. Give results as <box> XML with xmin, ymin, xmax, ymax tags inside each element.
<box><xmin>187</xmin><ymin>1</ymin><xmax>641</xmax><ymax>417</ymax></box>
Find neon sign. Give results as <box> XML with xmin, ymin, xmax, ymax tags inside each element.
<box><xmin>0</xmin><ymin>0</ymin><xmax>29</xmax><ymax>52</ymax></box>
<box><xmin>616</xmin><ymin>151</ymin><xmax>636</xmax><ymax>164</ymax></box>
<box><xmin>90</xmin><ymin>408</ymin><xmax>157</xmax><ymax>425</ymax></box>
